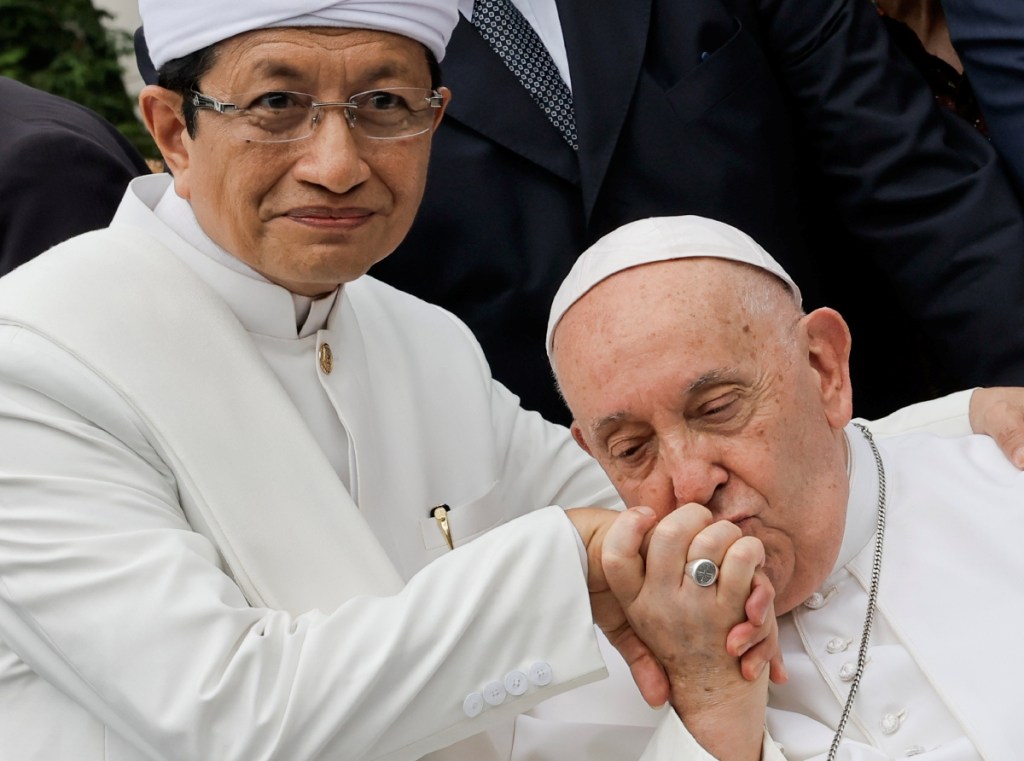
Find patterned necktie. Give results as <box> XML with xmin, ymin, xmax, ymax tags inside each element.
<box><xmin>471</xmin><ymin>0</ymin><xmax>578</xmax><ymax>150</ymax></box>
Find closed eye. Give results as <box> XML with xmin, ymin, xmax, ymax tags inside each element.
<box><xmin>698</xmin><ymin>393</ymin><xmax>739</xmax><ymax>420</ymax></box>
<box><xmin>610</xmin><ymin>440</ymin><xmax>649</xmax><ymax>465</ymax></box>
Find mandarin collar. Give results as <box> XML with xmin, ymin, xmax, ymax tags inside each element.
<box><xmin>830</xmin><ymin>423</ymin><xmax>883</xmax><ymax>575</ymax></box>
<box><xmin>113</xmin><ymin>174</ymin><xmax>340</xmax><ymax>339</ymax></box>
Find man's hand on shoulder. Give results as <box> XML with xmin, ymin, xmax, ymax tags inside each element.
<box><xmin>970</xmin><ymin>387</ymin><xmax>1024</xmax><ymax>468</ymax></box>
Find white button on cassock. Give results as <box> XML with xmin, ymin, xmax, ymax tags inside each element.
<box><xmin>804</xmin><ymin>592</ymin><xmax>826</xmax><ymax>609</ymax></box>
<box><xmin>803</xmin><ymin>585</ymin><xmax>837</xmax><ymax>610</ymax></box>
<box><xmin>880</xmin><ymin>709</ymin><xmax>907</xmax><ymax>735</ymax></box>
<box><xmin>826</xmin><ymin>637</ymin><xmax>852</xmax><ymax>654</ymax></box>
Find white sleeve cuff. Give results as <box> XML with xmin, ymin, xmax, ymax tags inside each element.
<box><xmin>638</xmin><ymin>708</ymin><xmax>779</xmax><ymax>761</ymax></box>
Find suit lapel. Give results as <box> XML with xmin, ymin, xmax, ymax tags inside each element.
<box><xmin>556</xmin><ymin>0</ymin><xmax>653</xmax><ymax>218</ymax></box>
<box><xmin>315</xmin><ymin>290</ymin><xmax>406</xmax><ymax>566</ymax></box>
<box><xmin>443</xmin><ymin>15</ymin><xmax>580</xmax><ymax>184</ymax></box>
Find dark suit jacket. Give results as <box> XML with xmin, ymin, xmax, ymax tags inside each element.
<box><xmin>373</xmin><ymin>0</ymin><xmax>1024</xmax><ymax>423</ymax></box>
<box><xmin>943</xmin><ymin>0</ymin><xmax>1024</xmax><ymax>194</ymax></box>
<box><xmin>0</xmin><ymin>77</ymin><xmax>150</xmax><ymax>276</ymax></box>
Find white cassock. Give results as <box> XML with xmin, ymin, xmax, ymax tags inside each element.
<box><xmin>0</xmin><ymin>173</ymin><xmax>983</xmax><ymax>760</ymax></box>
<box><xmin>640</xmin><ymin>425</ymin><xmax>1021</xmax><ymax>760</ymax></box>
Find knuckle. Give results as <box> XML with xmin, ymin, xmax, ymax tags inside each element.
<box><xmin>686</xmin><ymin>531</ymin><xmax>719</xmax><ymax>558</ymax></box>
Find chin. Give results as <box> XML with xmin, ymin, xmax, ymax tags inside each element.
<box><xmin>764</xmin><ymin>564</ymin><xmax>804</xmax><ymax>617</ymax></box>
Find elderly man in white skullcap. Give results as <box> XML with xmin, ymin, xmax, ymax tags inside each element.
<box><xmin>548</xmin><ymin>215</ymin><xmax>1024</xmax><ymax>760</ymax></box>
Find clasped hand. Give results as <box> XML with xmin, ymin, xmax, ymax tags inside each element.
<box><xmin>568</xmin><ymin>505</ymin><xmax>784</xmax><ymax>717</ymax></box>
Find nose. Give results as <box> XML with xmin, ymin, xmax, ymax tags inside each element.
<box><xmin>292</xmin><ymin>106</ymin><xmax>371</xmax><ymax>194</ymax></box>
<box><xmin>659</xmin><ymin>437</ymin><xmax>728</xmax><ymax>516</ymax></box>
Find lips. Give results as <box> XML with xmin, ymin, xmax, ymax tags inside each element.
<box><xmin>286</xmin><ymin>206</ymin><xmax>373</xmax><ymax>220</ymax></box>
<box><xmin>725</xmin><ymin>513</ymin><xmax>757</xmax><ymax>533</ymax></box>
<box><xmin>282</xmin><ymin>206</ymin><xmax>376</xmax><ymax>231</ymax></box>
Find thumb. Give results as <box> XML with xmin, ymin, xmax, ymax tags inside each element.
<box><xmin>602</xmin><ymin>506</ymin><xmax>657</xmax><ymax>602</ymax></box>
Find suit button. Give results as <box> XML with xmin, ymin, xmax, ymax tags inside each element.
<box><xmin>504</xmin><ymin>670</ymin><xmax>529</xmax><ymax>696</ymax></box>
<box><xmin>528</xmin><ymin>661</ymin><xmax>553</xmax><ymax>686</ymax></box>
<box><xmin>483</xmin><ymin>680</ymin><xmax>507</xmax><ymax>706</ymax></box>
<box><xmin>463</xmin><ymin>692</ymin><xmax>484</xmax><ymax>718</ymax></box>
<box><xmin>318</xmin><ymin>342</ymin><xmax>333</xmax><ymax>374</ymax></box>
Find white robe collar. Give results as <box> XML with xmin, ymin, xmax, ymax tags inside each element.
<box><xmin>830</xmin><ymin>424</ymin><xmax>880</xmax><ymax>575</ymax></box>
<box><xmin>118</xmin><ymin>174</ymin><xmax>339</xmax><ymax>339</ymax></box>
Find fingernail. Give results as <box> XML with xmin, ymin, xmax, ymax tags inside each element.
<box><xmin>1013</xmin><ymin>447</ymin><xmax>1024</xmax><ymax>469</ymax></box>
<box><xmin>633</xmin><ymin>506</ymin><xmax>656</xmax><ymax>518</ymax></box>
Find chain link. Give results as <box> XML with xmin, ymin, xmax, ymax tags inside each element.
<box><xmin>827</xmin><ymin>423</ymin><xmax>888</xmax><ymax>760</ymax></box>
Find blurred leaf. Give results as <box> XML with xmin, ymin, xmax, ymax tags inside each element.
<box><xmin>0</xmin><ymin>0</ymin><xmax>157</xmax><ymax>159</ymax></box>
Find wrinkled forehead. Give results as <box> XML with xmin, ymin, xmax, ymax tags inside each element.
<box><xmin>553</xmin><ymin>257</ymin><xmax>776</xmax><ymax>355</ymax></box>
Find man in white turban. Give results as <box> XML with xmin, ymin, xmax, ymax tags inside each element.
<box><xmin>0</xmin><ymin>2</ymin><xmax>1021</xmax><ymax>760</ymax></box>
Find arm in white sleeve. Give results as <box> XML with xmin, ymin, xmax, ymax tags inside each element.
<box><xmin>859</xmin><ymin>389</ymin><xmax>974</xmax><ymax>438</ymax></box>
<box><xmin>636</xmin><ymin>711</ymin><xmax>782</xmax><ymax>761</ymax></box>
<box><xmin>0</xmin><ymin>329</ymin><xmax>607</xmax><ymax>761</ymax></box>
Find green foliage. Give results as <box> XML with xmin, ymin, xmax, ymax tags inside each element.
<box><xmin>0</xmin><ymin>0</ymin><xmax>157</xmax><ymax>158</ymax></box>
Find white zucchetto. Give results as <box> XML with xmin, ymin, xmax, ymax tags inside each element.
<box><xmin>140</xmin><ymin>0</ymin><xmax>460</xmax><ymax>69</ymax></box>
<box><xmin>546</xmin><ymin>215</ymin><xmax>803</xmax><ymax>357</ymax></box>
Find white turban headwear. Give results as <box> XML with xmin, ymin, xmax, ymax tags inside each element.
<box><xmin>546</xmin><ymin>215</ymin><xmax>803</xmax><ymax>357</ymax></box>
<box><xmin>140</xmin><ymin>0</ymin><xmax>460</xmax><ymax>70</ymax></box>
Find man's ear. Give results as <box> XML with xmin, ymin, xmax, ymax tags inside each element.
<box><xmin>570</xmin><ymin>422</ymin><xmax>595</xmax><ymax>458</ymax></box>
<box><xmin>139</xmin><ymin>85</ymin><xmax>192</xmax><ymax>198</ymax></box>
<box><xmin>802</xmin><ymin>307</ymin><xmax>853</xmax><ymax>429</ymax></box>
<box><xmin>431</xmin><ymin>86</ymin><xmax>452</xmax><ymax>132</ymax></box>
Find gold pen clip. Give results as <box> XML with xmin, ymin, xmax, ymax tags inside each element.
<box><xmin>431</xmin><ymin>504</ymin><xmax>454</xmax><ymax>550</ymax></box>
